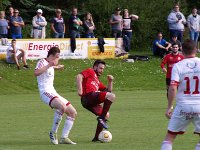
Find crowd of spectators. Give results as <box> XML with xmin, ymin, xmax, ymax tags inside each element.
<box><xmin>153</xmin><ymin>4</ymin><xmax>200</xmax><ymax>58</ymax></box>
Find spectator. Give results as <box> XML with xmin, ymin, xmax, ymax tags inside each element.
<box><xmin>122</xmin><ymin>9</ymin><xmax>139</xmax><ymax>40</ymax></box>
<box><xmin>83</xmin><ymin>12</ymin><xmax>95</xmax><ymax>38</ymax></box>
<box><xmin>169</xmin><ymin>34</ymin><xmax>182</xmax><ymax>51</ymax></box>
<box><xmin>187</xmin><ymin>7</ymin><xmax>200</xmax><ymax>45</ymax></box>
<box><xmin>6</xmin><ymin>6</ymin><xmax>14</xmax><ymax>38</ymax></box>
<box><xmin>50</xmin><ymin>9</ymin><xmax>65</xmax><ymax>38</ymax></box>
<box><xmin>6</xmin><ymin>39</ymin><xmax>29</xmax><ymax>70</ymax></box>
<box><xmin>109</xmin><ymin>7</ymin><xmax>123</xmax><ymax>38</ymax></box>
<box><xmin>0</xmin><ymin>11</ymin><xmax>8</xmax><ymax>38</ymax></box>
<box><xmin>32</xmin><ymin>9</ymin><xmax>47</xmax><ymax>39</ymax></box>
<box><xmin>68</xmin><ymin>7</ymin><xmax>83</xmax><ymax>38</ymax></box>
<box><xmin>167</xmin><ymin>4</ymin><xmax>186</xmax><ymax>43</ymax></box>
<box><xmin>10</xmin><ymin>9</ymin><xmax>24</xmax><ymax>39</ymax></box>
<box><xmin>152</xmin><ymin>32</ymin><xmax>171</xmax><ymax>57</ymax></box>
<box><xmin>160</xmin><ymin>43</ymin><xmax>184</xmax><ymax>98</ymax></box>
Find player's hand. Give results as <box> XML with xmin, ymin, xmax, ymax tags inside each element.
<box><xmin>165</xmin><ymin>108</ymin><xmax>173</xmax><ymax>119</ymax></box>
<box><xmin>78</xmin><ymin>90</ymin><xmax>82</xmax><ymax>96</ymax></box>
<box><xmin>56</xmin><ymin>65</ymin><xmax>64</xmax><ymax>70</ymax></box>
<box><xmin>107</xmin><ymin>75</ymin><xmax>114</xmax><ymax>82</ymax></box>
<box><xmin>162</xmin><ymin>68</ymin><xmax>167</xmax><ymax>73</ymax></box>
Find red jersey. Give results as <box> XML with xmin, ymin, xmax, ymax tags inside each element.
<box><xmin>161</xmin><ymin>53</ymin><xmax>184</xmax><ymax>78</ymax></box>
<box><xmin>81</xmin><ymin>68</ymin><xmax>106</xmax><ymax>96</ymax></box>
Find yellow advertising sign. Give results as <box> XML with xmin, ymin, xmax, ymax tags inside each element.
<box><xmin>88</xmin><ymin>46</ymin><xmax>115</xmax><ymax>59</ymax></box>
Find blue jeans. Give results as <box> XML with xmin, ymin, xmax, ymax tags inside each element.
<box><xmin>169</xmin><ymin>30</ymin><xmax>183</xmax><ymax>43</ymax></box>
<box><xmin>53</xmin><ymin>32</ymin><xmax>65</xmax><ymax>38</ymax></box>
<box><xmin>190</xmin><ymin>30</ymin><xmax>199</xmax><ymax>43</ymax></box>
<box><xmin>84</xmin><ymin>33</ymin><xmax>95</xmax><ymax>38</ymax></box>
<box><xmin>11</xmin><ymin>34</ymin><xmax>22</xmax><ymax>39</ymax></box>
<box><xmin>122</xmin><ymin>31</ymin><xmax>132</xmax><ymax>40</ymax></box>
<box><xmin>70</xmin><ymin>30</ymin><xmax>80</xmax><ymax>38</ymax></box>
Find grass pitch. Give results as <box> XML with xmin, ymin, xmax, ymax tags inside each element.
<box><xmin>0</xmin><ymin>91</ymin><xmax>198</xmax><ymax>150</ymax></box>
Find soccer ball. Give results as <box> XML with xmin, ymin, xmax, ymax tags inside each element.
<box><xmin>98</xmin><ymin>130</ymin><xmax>112</xmax><ymax>143</ymax></box>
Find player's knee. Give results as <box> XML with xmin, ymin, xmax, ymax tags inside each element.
<box><xmin>58</xmin><ymin>106</ymin><xmax>65</xmax><ymax>114</ymax></box>
<box><xmin>65</xmin><ymin>107</ymin><xmax>77</xmax><ymax>118</ymax></box>
<box><xmin>107</xmin><ymin>93</ymin><xmax>116</xmax><ymax>102</ymax></box>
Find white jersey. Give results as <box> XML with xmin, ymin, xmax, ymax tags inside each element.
<box><xmin>35</xmin><ymin>58</ymin><xmax>55</xmax><ymax>94</ymax></box>
<box><xmin>171</xmin><ymin>57</ymin><xmax>200</xmax><ymax>105</ymax></box>
<box><xmin>6</xmin><ymin>45</ymin><xmax>21</xmax><ymax>63</ymax></box>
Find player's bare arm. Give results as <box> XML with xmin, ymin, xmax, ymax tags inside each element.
<box><xmin>76</xmin><ymin>74</ymin><xmax>83</xmax><ymax>96</ymax></box>
<box><xmin>166</xmin><ymin>85</ymin><xmax>177</xmax><ymax>119</ymax></box>
<box><xmin>53</xmin><ymin>64</ymin><xmax>64</xmax><ymax>70</ymax></box>
<box><xmin>107</xmin><ymin>75</ymin><xmax>114</xmax><ymax>92</ymax></box>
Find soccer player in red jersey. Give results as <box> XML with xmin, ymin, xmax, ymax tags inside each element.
<box><xmin>76</xmin><ymin>60</ymin><xmax>116</xmax><ymax>142</ymax></box>
<box><xmin>161</xmin><ymin>43</ymin><xmax>184</xmax><ymax>96</ymax></box>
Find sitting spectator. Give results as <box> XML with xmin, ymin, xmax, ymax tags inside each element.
<box><xmin>32</xmin><ymin>9</ymin><xmax>47</xmax><ymax>39</ymax></box>
<box><xmin>68</xmin><ymin>7</ymin><xmax>83</xmax><ymax>38</ymax></box>
<box><xmin>0</xmin><ymin>11</ymin><xmax>8</xmax><ymax>38</ymax></box>
<box><xmin>83</xmin><ymin>12</ymin><xmax>95</xmax><ymax>38</ymax></box>
<box><xmin>109</xmin><ymin>7</ymin><xmax>123</xmax><ymax>38</ymax></box>
<box><xmin>50</xmin><ymin>9</ymin><xmax>65</xmax><ymax>38</ymax></box>
<box><xmin>160</xmin><ymin>42</ymin><xmax>184</xmax><ymax>97</ymax></box>
<box><xmin>152</xmin><ymin>32</ymin><xmax>171</xmax><ymax>57</ymax></box>
<box><xmin>6</xmin><ymin>39</ymin><xmax>29</xmax><ymax>70</ymax></box>
<box><xmin>187</xmin><ymin>7</ymin><xmax>200</xmax><ymax>45</ymax></box>
<box><xmin>169</xmin><ymin>34</ymin><xmax>182</xmax><ymax>51</ymax></box>
<box><xmin>10</xmin><ymin>9</ymin><xmax>24</xmax><ymax>39</ymax></box>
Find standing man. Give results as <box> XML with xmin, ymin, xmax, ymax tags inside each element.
<box><xmin>50</xmin><ymin>9</ymin><xmax>65</xmax><ymax>38</ymax></box>
<box><xmin>109</xmin><ymin>7</ymin><xmax>123</xmax><ymax>38</ymax></box>
<box><xmin>167</xmin><ymin>4</ymin><xmax>186</xmax><ymax>43</ymax></box>
<box><xmin>32</xmin><ymin>9</ymin><xmax>47</xmax><ymax>39</ymax></box>
<box><xmin>187</xmin><ymin>7</ymin><xmax>200</xmax><ymax>45</ymax></box>
<box><xmin>10</xmin><ymin>9</ymin><xmax>24</xmax><ymax>39</ymax></box>
<box><xmin>34</xmin><ymin>47</ymin><xmax>77</xmax><ymax>145</ymax></box>
<box><xmin>76</xmin><ymin>60</ymin><xmax>116</xmax><ymax>142</ymax></box>
<box><xmin>68</xmin><ymin>7</ymin><xmax>82</xmax><ymax>38</ymax></box>
<box><xmin>160</xmin><ymin>43</ymin><xmax>184</xmax><ymax>97</ymax></box>
<box><xmin>161</xmin><ymin>39</ymin><xmax>200</xmax><ymax>150</ymax></box>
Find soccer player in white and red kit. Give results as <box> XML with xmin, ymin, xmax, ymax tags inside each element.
<box><xmin>161</xmin><ymin>43</ymin><xmax>184</xmax><ymax>95</ymax></box>
<box><xmin>161</xmin><ymin>40</ymin><xmax>200</xmax><ymax>150</ymax></box>
<box><xmin>76</xmin><ymin>60</ymin><xmax>116</xmax><ymax>142</ymax></box>
<box><xmin>34</xmin><ymin>47</ymin><xmax>77</xmax><ymax>145</ymax></box>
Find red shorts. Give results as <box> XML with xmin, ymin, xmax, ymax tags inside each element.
<box><xmin>81</xmin><ymin>91</ymin><xmax>107</xmax><ymax>116</ymax></box>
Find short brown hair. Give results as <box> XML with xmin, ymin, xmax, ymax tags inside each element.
<box><xmin>182</xmin><ymin>39</ymin><xmax>197</xmax><ymax>55</ymax></box>
<box><xmin>47</xmin><ymin>47</ymin><xmax>60</xmax><ymax>57</ymax></box>
<box><xmin>93</xmin><ymin>59</ymin><xmax>106</xmax><ymax>68</ymax></box>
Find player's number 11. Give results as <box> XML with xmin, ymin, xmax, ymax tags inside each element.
<box><xmin>184</xmin><ymin>76</ymin><xmax>199</xmax><ymax>94</ymax></box>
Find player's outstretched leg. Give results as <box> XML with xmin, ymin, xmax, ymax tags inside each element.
<box><xmin>97</xmin><ymin>93</ymin><xmax>115</xmax><ymax>129</ymax></box>
<box><xmin>49</xmin><ymin>109</ymin><xmax>63</xmax><ymax>145</ymax></box>
<box><xmin>60</xmin><ymin>104</ymin><xmax>77</xmax><ymax>144</ymax></box>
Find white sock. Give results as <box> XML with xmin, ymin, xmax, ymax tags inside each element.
<box><xmin>61</xmin><ymin>116</ymin><xmax>75</xmax><ymax>138</ymax></box>
<box><xmin>195</xmin><ymin>144</ymin><xmax>200</xmax><ymax>150</ymax></box>
<box><xmin>161</xmin><ymin>141</ymin><xmax>172</xmax><ymax>150</ymax></box>
<box><xmin>52</xmin><ymin>110</ymin><xmax>63</xmax><ymax>133</ymax></box>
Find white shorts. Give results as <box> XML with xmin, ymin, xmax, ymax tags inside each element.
<box><xmin>40</xmin><ymin>90</ymin><xmax>70</xmax><ymax>108</ymax></box>
<box><xmin>168</xmin><ymin>104</ymin><xmax>200</xmax><ymax>134</ymax></box>
<box><xmin>6</xmin><ymin>51</ymin><xmax>22</xmax><ymax>64</ymax></box>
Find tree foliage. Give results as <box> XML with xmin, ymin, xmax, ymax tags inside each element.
<box><xmin>0</xmin><ymin>0</ymin><xmax>200</xmax><ymax>49</ymax></box>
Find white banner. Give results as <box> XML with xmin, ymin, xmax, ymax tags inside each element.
<box><xmin>0</xmin><ymin>38</ymin><xmax>116</xmax><ymax>60</ymax></box>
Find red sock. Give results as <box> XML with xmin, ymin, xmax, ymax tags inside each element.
<box><xmin>101</xmin><ymin>99</ymin><xmax>112</xmax><ymax>119</ymax></box>
<box><xmin>95</xmin><ymin>122</ymin><xmax>103</xmax><ymax>138</ymax></box>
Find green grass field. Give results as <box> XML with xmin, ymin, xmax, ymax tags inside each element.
<box><xmin>0</xmin><ymin>51</ymin><xmax>200</xmax><ymax>150</ymax></box>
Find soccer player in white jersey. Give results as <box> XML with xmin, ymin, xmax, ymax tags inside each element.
<box><xmin>34</xmin><ymin>47</ymin><xmax>77</xmax><ymax>145</ymax></box>
<box><xmin>161</xmin><ymin>39</ymin><xmax>200</xmax><ymax>150</ymax></box>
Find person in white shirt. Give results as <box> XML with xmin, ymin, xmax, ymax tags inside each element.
<box><xmin>34</xmin><ymin>47</ymin><xmax>77</xmax><ymax>145</ymax></box>
<box><xmin>32</xmin><ymin>9</ymin><xmax>47</xmax><ymax>39</ymax></box>
<box><xmin>187</xmin><ymin>7</ymin><xmax>200</xmax><ymax>44</ymax></box>
<box><xmin>6</xmin><ymin>39</ymin><xmax>29</xmax><ymax>70</ymax></box>
<box><xmin>161</xmin><ymin>39</ymin><xmax>200</xmax><ymax>150</ymax></box>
